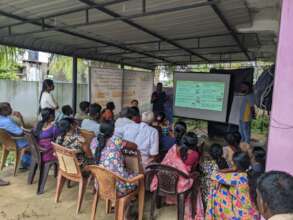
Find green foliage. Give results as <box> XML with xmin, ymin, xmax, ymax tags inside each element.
<box><xmin>49</xmin><ymin>55</ymin><xmax>89</xmax><ymax>82</ymax></box>
<box><xmin>0</xmin><ymin>46</ymin><xmax>23</xmax><ymax>79</ymax></box>
<box><xmin>0</xmin><ymin>70</ymin><xmax>18</xmax><ymax>80</ymax></box>
<box><xmin>251</xmin><ymin>114</ymin><xmax>270</xmax><ymax>134</ymax></box>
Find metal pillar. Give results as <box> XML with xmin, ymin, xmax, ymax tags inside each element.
<box><xmin>72</xmin><ymin>56</ymin><xmax>78</xmax><ymax>115</ymax></box>
<box><xmin>121</xmin><ymin>64</ymin><xmax>125</xmax><ymax>109</ymax></box>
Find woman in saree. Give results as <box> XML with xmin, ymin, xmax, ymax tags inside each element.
<box><xmin>206</xmin><ymin>152</ymin><xmax>260</xmax><ymax>220</ymax></box>
<box><xmin>33</xmin><ymin>108</ymin><xmax>60</xmax><ymax>162</ymax></box>
<box><xmin>151</xmin><ymin>131</ymin><xmax>205</xmax><ymax>220</ymax></box>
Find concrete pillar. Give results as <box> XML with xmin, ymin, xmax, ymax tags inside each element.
<box><xmin>266</xmin><ymin>0</ymin><xmax>293</xmax><ymax>174</ymax></box>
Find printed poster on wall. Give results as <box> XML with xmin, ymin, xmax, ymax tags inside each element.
<box><xmin>90</xmin><ymin>68</ymin><xmax>123</xmax><ymax>113</ymax></box>
<box><xmin>90</xmin><ymin>67</ymin><xmax>154</xmax><ymax>113</ymax></box>
<box><xmin>123</xmin><ymin>70</ymin><xmax>154</xmax><ymax>112</ymax></box>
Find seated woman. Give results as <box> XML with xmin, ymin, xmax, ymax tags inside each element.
<box><xmin>153</xmin><ymin>112</ymin><xmax>170</xmax><ymax>134</ymax></box>
<box><xmin>248</xmin><ymin>146</ymin><xmax>266</xmax><ymax>203</ymax></box>
<box><xmin>33</xmin><ymin>108</ymin><xmax>60</xmax><ymax>162</ymax></box>
<box><xmin>199</xmin><ymin>144</ymin><xmax>228</xmax><ymax>210</ymax></box>
<box><xmin>75</xmin><ymin>101</ymin><xmax>90</xmax><ymax>120</ymax></box>
<box><xmin>94</xmin><ymin>121</ymin><xmax>138</xmax><ymax>195</ymax></box>
<box><xmin>81</xmin><ymin>103</ymin><xmax>101</xmax><ymax>135</ymax></box>
<box><xmin>158</xmin><ymin>121</ymin><xmax>187</xmax><ymax>158</ymax></box>
<box><xmin>223</xmin><ymin>132</ymin><xmax>241</xmax><ymax>168</ymax></box>
<box><xmin>130</xmin><ymin>106</ymin><xmax>141</xmax><ymax>123</ymax></box>
<box><xmin>101</xmin><ymin>102</ymin><xmax>115</xmax><ymax>122</ymax></box>
<box><xmin>206</xmin><ymin>152</ymin><xmax>259</xmax><ymax>220</ymax></box>
<box><xmin>56</xmin><ymin>118</ymin><xmax>94</xmax><ymax>167</ymax></box>
<box><xmin>151</xmin><ymin>132</ymin><xmax>204</xmax><ymax>220</ymax></box>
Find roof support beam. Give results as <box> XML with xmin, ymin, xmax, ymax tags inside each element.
<box><xmin>0</xmin><ymin>10</ymin><xmax>173</xmax><ymax>65</ymax></box>
<box><xmin>0</xmin><ymin>0</ymin><xmax>130</xmax><ymax>30</ymax></box>
<box><xmin>0</xmin><ymin>38</ymin><xmax>154</xmax><ymax>70</ymax></box>
<box><xmin>76</xmin><ymin>32</ymin><xmax>260</xmax><ymax>51</ymax></box>
<box><xmin>103</xmin><ymin>44</ymin><xmax>239</xmax><ymax>56</ymax></box>
<box><xmin>208</xmin><ymin>0</ymin><xmax>252</xmax><ymax>61</ymax></box>
<box><xmin>122</xmin><ymin>50</ymin><xmax>249</xmax><ymax>60</ymax></box>
<box><xmin>78</xmin><ymin>0</ymin><xmax>212</xmax><ymax>62</ymax></box>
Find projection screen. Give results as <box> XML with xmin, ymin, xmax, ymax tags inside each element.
<box><xmin>173</xmin><ymin>72</ymin><xmax>231</xmax><ymax>122</ymax></box>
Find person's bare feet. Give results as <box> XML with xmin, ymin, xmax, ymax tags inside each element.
<box><xmin>0</xmin><ymin>178</ymin><xmax>9</xmax><ymax>186</ymax></box>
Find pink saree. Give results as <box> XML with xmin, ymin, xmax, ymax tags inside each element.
<box><xmin>151</xmin><ymin>145</ymin><xmax>205</xmax><ymax>220</ymax></box>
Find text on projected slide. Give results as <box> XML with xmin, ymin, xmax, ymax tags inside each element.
<box><xmin>175</xmin><ymin>80</ymin><xmax>225</xmax><ymax>111</ymax></box>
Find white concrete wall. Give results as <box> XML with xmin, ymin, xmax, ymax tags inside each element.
<box><xmin>0</xmin><ymin>80</ymin><xmax>89</xmax><ymax>124</ymax></box>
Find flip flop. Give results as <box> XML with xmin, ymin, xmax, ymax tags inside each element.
<box><xmin>0</xmin><ymin>179</ymin><xmax>10</xmax><ymax>186</ymax></box>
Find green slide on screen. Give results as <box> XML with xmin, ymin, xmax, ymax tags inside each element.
<box><xmin>175</xmin><ymin>80</ymin><xmax>225</xmax><ymax>111</ymax></box>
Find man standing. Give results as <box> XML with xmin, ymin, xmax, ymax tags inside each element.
<box><xmin>239</xmin><ymin>82</ymin><xmax>255</xmax><ymax>144</ymax></box>
<box><xmin>151</xmin><ymin>82</ymin><xmax>167</xmax><ymax>115</ymax></box>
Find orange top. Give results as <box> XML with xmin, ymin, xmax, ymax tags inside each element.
<box><xmin>101</xmin><ymin>109</ymin><xmax>114</xmax><ymax>121</ymax></box>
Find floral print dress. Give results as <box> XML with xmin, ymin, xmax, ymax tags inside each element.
<box><xmin>99</xmin><ymin>135</ymin><xmax>137</xmax><ymax>195</ymax></box>
<box><xmin>56</xmin><ymin>132</ymin><xmax>93</xmax><ymax>167</ymax></box>
<box><xmin>206</xmin><ymin>172</ymin><xmax>259</xmax><ymax>220</ymax></box>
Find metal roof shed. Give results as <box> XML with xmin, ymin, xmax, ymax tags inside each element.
<box><xmin>0</xmin><ymin>0</ymin><xmax>279</xmax><ymax>70</ymax></box>
<box><xmin>0</xmin><ymin>0</ymin><xmax>280</xmax><ymax>112</ymax></box>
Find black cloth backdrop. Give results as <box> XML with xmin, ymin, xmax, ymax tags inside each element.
<box><xmin>208</xmin><ymin>68</ymin><xmax>254</xmax><ymax>138</ymax></box>
<box><xmin>254</xmin><ymin>65</ymin><xmax>275</xmax><ymax>112</ymax></box>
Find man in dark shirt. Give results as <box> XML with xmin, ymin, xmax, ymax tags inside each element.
<box><xmin>151</xmin><ymin>83</ymin><xmax>167</xmax><ymax>115</ymax></box>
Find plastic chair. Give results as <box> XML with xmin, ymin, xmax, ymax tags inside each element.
<box><xmin>52</xmin><ymin>142</ymin><xmax>89</xmax><ymax>214</ymax></box>
<box><xmin>145</xmin><ymin>164</ymin><xmax>199</xmax><ymax>220</ymax></box>
<box><xmin>79</xmin><ymin>129</ymin><xmax>96</xmax><ymax>146</ymax></box>
<box><xmin>23</xmin><ymin>129</ymin><xmax>58</xmax><ymax>194</ymax></box>
<box><xmin>0</xmin><ymin>128</ymin><xmax>29</xmax><ymax>176</ymax></box>
<box><xmin>87</xmin><ymin>165</ymin><xmax>145</xmax><ymax>220</ymax></box>
<box><xmin>102</xmin><ymin>146</ymin><xmax>144</xmax><ymax>215</ymax></box>
<box><xmin>122</xmin><ymin>148</ymin><xmax>144</xmax><ymax>174</ymax></box>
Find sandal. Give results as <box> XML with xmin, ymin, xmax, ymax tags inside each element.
<box><xmin>0</xmin><ymin>178</ymin><xmax>9</xmax><ymax>186</ymax></box>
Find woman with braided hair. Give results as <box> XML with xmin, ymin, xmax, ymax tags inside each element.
<box><xmin>56</xmin><ymin>118</ymin><xmax>94</xmax><ymax>167</ymax></box>
<box><xmin>151</xmin><ymin>132</ymin><xmax>205</xmax><ymax>220</ymax></box>
<box><xmin>33</xmin><ymin>108</ymin><xmax>61</xmax><ymax>162</ymax></box>
<box><xmin>91</xmin><ymin>121</ymin><xmax>138</xmax><ymax>195</ymax></box>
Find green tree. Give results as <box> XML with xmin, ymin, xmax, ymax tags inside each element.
<box><xmin>0</xmin><ymin>46</ymin><xmax>23</xmax><ymax>80</ymax></box>
<box><xmin>48</xmin><ymin>55</ymin><xmax>89</xmax><ymax>83</ymax></box>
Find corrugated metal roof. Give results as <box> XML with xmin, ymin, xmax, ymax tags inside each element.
<box><xmin>0</xmin><ymin>0</ymin><xmax>278</xmax><ymax>69</ymax></box>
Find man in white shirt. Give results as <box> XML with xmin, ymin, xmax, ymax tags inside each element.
<box><xmin>115</xmin><ymin>107</ymin><xmax>134</xmax><ymax>130</ymax></box>
<box><xmin>120</xmin><ymin>111</ymin><xmax>159</xmax><ymax>168</ymax></box>
<box><xmin>81</xmin><ymin>103</ymin><xmax>101</xmax><ymax>135</ymax></box>
<box><xmin>256</xmin><ymin>171</ymin><xmax>293</xmax><ymax>220</ymax></box>
<box><xmin>136</xmin><ymin>111</ymin><xmax>159</xmax><ymax>168</ymax></box>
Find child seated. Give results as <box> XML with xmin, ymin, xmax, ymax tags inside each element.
<box><xmin>75</xmin><ymin>101</ymin><xmax>90</xmax><ymax>120</ymax></box>
<box><xmin>223</xmin><ymin>132</ymin><xmax>241</xmax><ymax>168</ymax></box>
<box><xmin>55</xmin><ymin>105</ymin><xmax>73</xmax><ymax>122</ymax></box>
<box><xmin>199</xmin><ymin>144</ymin><xmax>228</xmax><ymax>209</ymax></box>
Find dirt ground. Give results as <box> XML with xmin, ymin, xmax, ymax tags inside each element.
<box><xmin>0</xmin><ymin>167</ymin><xmax>176</xmax><ymax>220</ymax></box>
